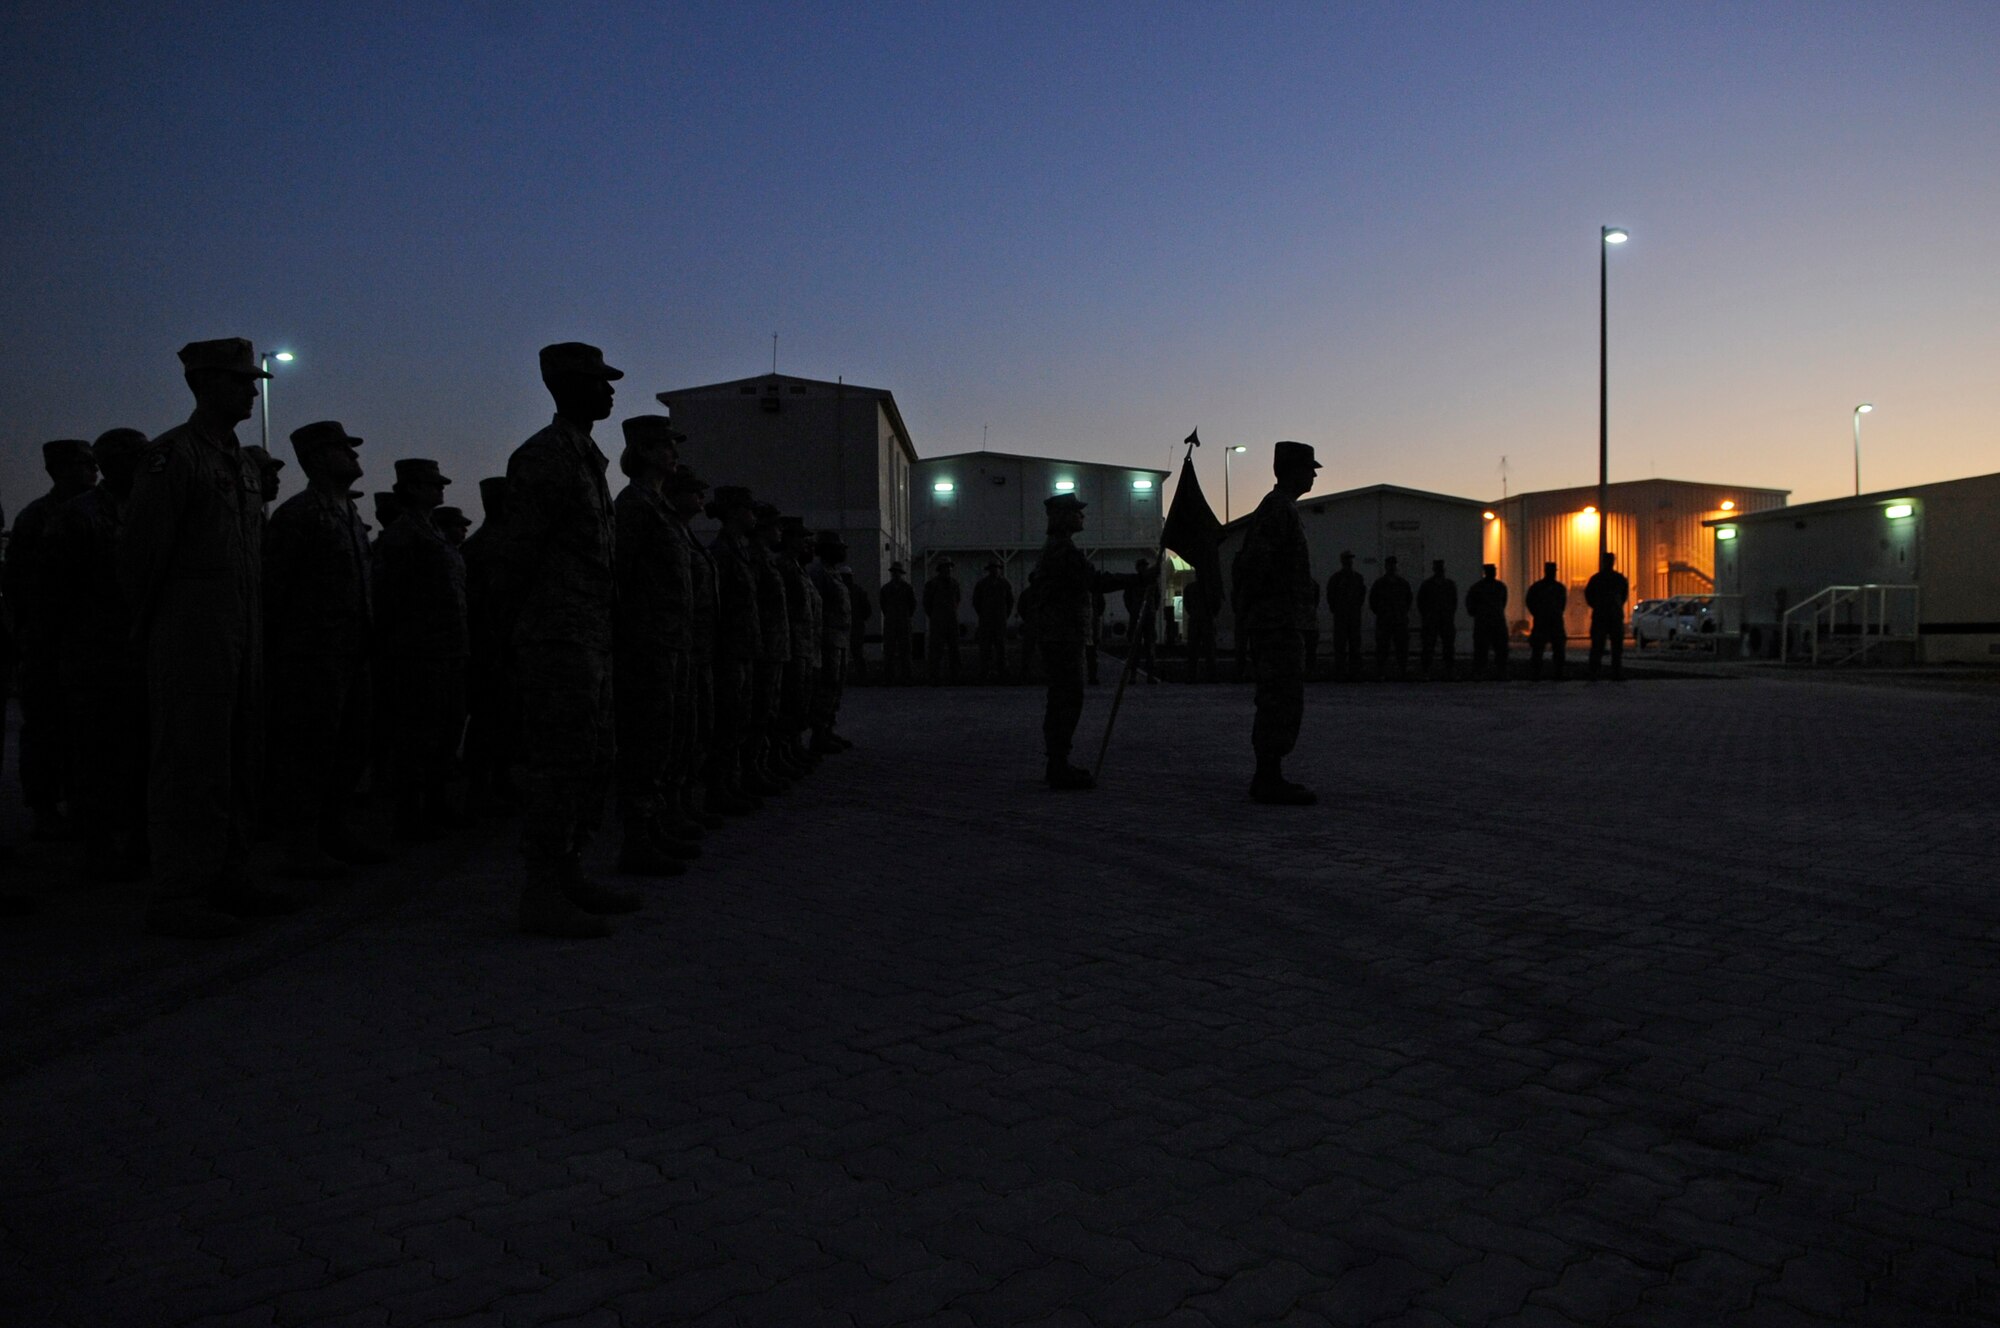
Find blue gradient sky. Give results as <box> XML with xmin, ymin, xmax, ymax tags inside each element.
<box><xmin>4</xmin><ymin>1</ymin><xmax>1996</xmax><ymax>522</ymax></box>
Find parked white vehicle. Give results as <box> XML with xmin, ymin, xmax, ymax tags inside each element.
<box><xmin>1635</xmin><ymin>595</ymin><xmax>1718</xmax><ymax>648</ymax></box>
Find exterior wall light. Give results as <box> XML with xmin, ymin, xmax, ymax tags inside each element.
<box><xmin>1885</xmin><ymin>503</ymin><xmax>1914</xmax><ymax>519</ymax></box>
<box><xmin>1053</xmin><ymin>479</ymin><xmax>1075</xmax><ymax>492</ymax></box>
<box><xmin>1719</xmin><ymin>500</ymin><xmax>1736</xmax><ymax>511</ymax></box>
<box><xmin>1482</xmin><ymin>510</ymin><xmax>1496</xmax><ymax>521</ymax></box>
<box><xmin>1582</xmin><ymin>505</ymin><xmax>1598</xmax><ymax>516</ymax></box>
<box><xmin>932</xmin><ymin>480</ymin><xmax>954</xmax><ymax>493</ymax></box>
<box><xmin>1716</xmin><ymin>527</ymin><xmax>1738</xmax><ymax>541</ymax></box>
<box><xmin>1132</xmin><ymin>478</ymin><xmax>1154</xmax><ymax>491</ymax></box>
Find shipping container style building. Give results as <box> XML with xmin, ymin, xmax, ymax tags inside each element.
<box><xmin>910</xmin><ymin>450</ymin><xmax>1169</xmax><ymax>633</ymax></box>
<box><xmin>655</xmin><ymin>373</ymin><xmax>919</xmax><ymax>601</ymax></box>
<box><xmin>1709</xmin><ymin>471</ymin><xmax>2000</xmax><ymax>664</ymax></box>
<box><xmin>1215</xmin><ymin>484</ymin><xmax>1488</xmax><ymax>645</ymax></box>
<box><xmin>1486</xmin><ymin>479</ymin><xmax>1789</xmax><ymax>635</ymax></box>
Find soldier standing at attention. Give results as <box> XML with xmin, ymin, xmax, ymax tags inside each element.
<box><xmin>972</xmin><ymin>559</ymin><xmax>1014</xmax><ymax>681</ymax></box>
<box><xmin>1015</xmin><ymin>571</ymin><xmax>1044</xmax><ymax>683</ymax></box>
<box><xmin>610</xmin><ymin>417</ymin><xmax>693</xmax><ymax>879</ymax></box>
<box><xmin>923</xmin><ymin>557</ymin><xmax>963</xmax><ymax>683</ymax></box>
<box><xmin>810</xmin><ymin>531</ymin><xmax>854</xmax><ymax>753</ymax></box>
<box><xmin>368</xmin><ymin>492</ymin><xmax>399</xmax><ymax>550</ymax></box>
<box><xmin>494</xmin><ymin>342</ymin><xmax>640</xmax><ymax>937</ymax></box>
<box><xmin>705</xmin><ymin>485</ymin><xmax>764</xmax><ymax>816</ymax></box>
<box><xmin>1466</xmin><ymin>562</ymin><xmax>1511</xmax><ymax>680</ymax></box>
<box><xmin>243</xmin><ymin>445</ymin><xmax>284</xmax><ymax>509</ymax></box>
<box><xmin>1585</xmin><ymin>552</ymin><xmax>1630</xmax><ymax>680</ymax></box>
<box><xmin>845</xmin><ymin>570</ymin><xmax>870</xmax><ymax>684</ymax></box>
<box><xmin>668</xmin><ymin>467</ymin><xmax>722</xmax><ymax>831</ymax></box>
<box><xmin>433</xmin><ymin>506</ymin><xmax>471</xmax><ymax>549</ymax></box>
<box><xmin>6</xmin><ymin>438</ymin><xmax>99</xmax><ymax>840</ymax></box>
<box><xmin>878</xmin><ymin>562</ymin><xmax>916</xmax><ymax>684</ymax></box>
<box><xmin>746</xmin><ymin>503</ymin><xmax>794</xmax><ymax>795</ymax></box>
<box><xmin>1231</xmin><ymin>441</ymin><xmax>1322</xmax><ymax>805</ymax></box>
<box><xmin>1368</xmin><ymin>555</ymin><xmax>1414</xmax><ymax>680</ymax></box>
<box><xmin>1325</xmin><ymin>551</ymin><xmax>1366</xmax><ymax>682</ymax></box>
<box><xmin>462</xmin><ymin>476</ymin><xmax>517</xmax><ymax>815</ymax></box>
<box><xmin>1030</xmin><ymin>494</ymin><xmax>1151</xmax><ymax>791</ymax></box>
<box><xmin>51</xmin><ymin>429</ymin><xmax>148</xmax><ymax>881</ymax></box>
<box><xmin>1122</xmin><ymin>558</ymin><xmax>1161</xmax><ymax>683</ymax></box>
<box><xmin>775</xmin><ymin>516</ymin><xmax>820</xmax><ymax>778</ymax></box>
<box><xmin>1182</xmin><ymin>574</ymin><xmax>1218</xmax><ymax>683</ymax></box>
<box><xmin>374</xmin><ymin>458</ymin><xmax>468</xmax><ymax>841</ymax></box>
<box><xmin>120</xmin><ymin>339</ymin><xmax>294</xmax><ymax>937</ymax></box>
<box><xmin>264</xmin><ymin>421</ymin><xmax>381</xmax><ymax>880</ymax></box>
<box><xmin>1525</xmin><ymin>562</ymin><xmax>1568</xmax><ymax>680</ymax></box>
<box><xmin>1416</xmin><ymin>559</ymin><xmax>1458</xmax><ymax>680</ymax></box>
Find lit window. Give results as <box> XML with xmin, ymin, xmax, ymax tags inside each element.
<box><xmin>1885</xmin><ymin>503</ymin><xmax>1914</xmax><ymax>519</ymax></box>
<box><xmin>932</xmin><ymin>480</ymin><xmax>954</xmax><ymax>494</ymax></box>
<box><xmin>1132</xmin><ymin>478</ymin><xmax>1154</xmax><ymax>491</ymax></box>
<box><xmin>1053</xmin><ymin>479</ymin><xmax>1075</xmax><ymax>492</ymax></box>
<box><xmin>1716</xmin><ymin>527</ymin><xmax>1738</xmax><ymax>541</ymax></box>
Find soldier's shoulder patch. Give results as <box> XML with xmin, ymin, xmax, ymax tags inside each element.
<box><xmin>147</xmin><ymin>447</ymin><xmax>170</xmax><ymax>474</ymax></box>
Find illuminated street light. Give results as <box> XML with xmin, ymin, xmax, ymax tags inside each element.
<box><xmin>1598</xmin><ymin>225</ymin><xmax>1628</xmax><ymax>565</ymax></box>
<box><xmin>1853</xmin><ymin>403</ymin><xmax>1875</xmax><ymax>497</ymax></box>
<box><xmin>258</xmin><ymin>349</ymin><xmax>296</xmax><ymax>456</ymax></box>
<box><xmin>1224</xmin><ymin>444</ymin><xmax>1248</xmax><ymax>522</ymax></box>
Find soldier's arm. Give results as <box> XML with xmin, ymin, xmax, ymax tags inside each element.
<box><xmin>118</xmin><ymin>443</ymin><xmax>190</xmax><ymax>633</ymax></box>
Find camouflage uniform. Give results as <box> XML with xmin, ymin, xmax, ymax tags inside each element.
<box><xmin>1232</xmin><ymin>485</ymin><xmax>1317</xmax><ymax>762</ymax></box>
<box><xmin>778</xmin><ymin>546</ymin><xmax>819</xmax><ymax>760</ymax></box>
<box><xmin>708</xmin><ymin>523</ymin><xmax>763</xmax><ymax>802</ymax></box>
<box><xmin>1031</xmin><ymin>526</ymin><xmax>1144</xmax><ymax>769</ymax></box>
<box><xmin>5</xmin><ymin>476</ymin><xmax>88</xmax><ymax>824</ymax></box>
<box><xmin>373</xmin><ymin>503</ymin><xmax>469</xmax><ymax>823</ymax></box>
<box><xmin>879</xmin><ymin>572</ymin><xmax>916</xmax><ymax>683</ymax></box>
<box><xmin>972</xmin><ymin>569</ymin><xmax>1014</xmax><ymax>679</ymax></box>
<box><xmin>810</xmin><ymin>555</ymin><xmax>852</xmax><ymax>742</ymax></box>
<box><xmin>678</xmin><ymin>505</ymin><xmax>719</xmax><ymax>817</ymax></box>
<box><xmin>923</xmin><ymin>568</ymin><xmax>962</xmax><ymax>682</ymax></box>
<box><xmin>613</xmin><ymin>481</ymin><xmax>693</xmax><ymax>833</ymax></box>
<box><xmin>497</xmin><ymin>416</ymin><xmax>615</xmax><ymax>869</ymax></box>
<box><xmin>119</xmin><ymin>414</ymin><xmax>266</xmax><ymax>900</ymax></box>
<box><xmin>750</xmin><ymin>530</ymin><xmax>792</xmax><ymax>782</ymax></box>
<box><xmin>461</xmin><ymin>480</ymin><xmax>518</xmax><ymax>808</ymax></box>
<box><xmin>264</xmin><ymin>480</ymin><xmax>373</xmax><ymax>862</ymax></box>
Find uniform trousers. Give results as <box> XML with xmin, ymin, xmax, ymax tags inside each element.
<box><xmin>271</xmin><ymin>652</ymin><xmax>370</xmax><ymax>850</ymax></box>
<box><xmin>147</xmin><ymin>629</ymin><xmax>260</xmax><ymax>900</ymax></box>
<box><xmin>1529</xmin><ymin>623</ymin><xmax>1566</xmax><ymax>678</ymax></box>
<box><xmin>680</xmin><ymin>650</ymin><xmax>712</xmax><ymax>796</ymax></box>
<box><xmin>380</xmin><ymin>656</ymin><xmax>467</xmax><ymax>810</ymax></box>
<box><xmin>18</xmin><ymin>641</ymin><xmax>64</xmax><ymax>814</ymax></box>
<box><xmin>65</xmin><ymin>674</ymin><xmax>148</xmax><ymax>869</ymax></box>
<box><xmin>1249</xmin><ymin>628</ymin><xmax>1306</xmax><ymax>760</ymax></box>
<box><xmin>812</xmin><ymin>640</ymin><xmax>848</xmax><ymax>730</ymax></box>
<box><xmin>710</xmin><ymin>654</ymin><xmax>755</xmax><ymax>785</ymax></box>
<box><xmin>1330</xmin><ymin>615</ymin><xmax>1363</xmax><ymax>678</ymax></box>
<box><xmin>1038</xmin><ymin>641</ymin><xmax>1087</xmax><ymax>763</ymax></box>
<box><xmin>1419</xmin><ymin>621</ymin><xmax>1456</xmax><ymax>674</ymax></box>
<box><xmin>515</xmin><ymin>641</ymin><xmax>612</xmax><ymax>865</ymax></box>
<box><xmin>465</xmin><ymin>643</ymin><xmax>518</xmax><ymax>792</ymax></box>
<box><xmin>882</xmin><ymin>624</ymin><xmax>912</xmax><ymax>684</ymax></box>
<box><xmin>927</xmin><ymin>624</ymin><xmax>960</xmax><ymax>683</ymax></box>
<box><xmin>780</xmin><ymin>655</ymin><xmax>815</xmax><ymax>741</ymax></box>
<box><xmin>615</xmin><ymin>648</ymin><xmax>684</xmax><ymax>826</ymax></box>
<box><xmin>1589</xmin><ymin>618</ymin><xmax>1625</xmax><ymax>677</ymax></box>
<box><xmin>1471</xmin><ymin>621</ymin><xmax>1509</xmax><ymax>678</ymax></box>
<box><xmin>751</xmin><ymin>657</ymin><xmax>785</xmax><ymax>757</ymax></box>
<box><xmin>976</xmin><ymin>623</ymin><xmax>1007</xmax><ymax>679</ymax></box>
<box><xmin>1375</xmin><ymin>620</ymin><xmax>1410</xmax><ymax>676</ymax></box>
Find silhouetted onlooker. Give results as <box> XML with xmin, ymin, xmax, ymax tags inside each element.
<box><xmin>1525</xmin><ymin>561</ymin><xmax>1567</xmax><ymax>680</ymax></box>
<box><xmin>1368</xmin><ymin>556</ymin><xmax>1414</xmax><ymax>679</ymax></box>
<box><xmin>972</xmin><ymin>560</ymin><xmax>1014</xmax><ymax>680</ymax></box>
<box><xmin>1029</xmin><ymin>495</ymin><xmax>1150</xmax><ymax>790</ymax></box>
<box><xmin>1325</xmin><ymin>552</ymin><xmax>1365</xmax><ymax>681</ymax></box>
<box><xmin>1466</xmin><ymin>562</ymin><xmax>1509</xmax><ymax>679</ymax></box>
<box><xmin>1585</xmin><ymin>552</ymin><xmax>1630</xmax><ymax>680</ymax></box>
<box><xmin>879</xmin><ymin>562</ymin><xmax>916</xmax><ymax>684</ymax></box>
<box><xmin>1183</xmin><ymin>574</ymin><xmax>1218</xmax><ymax>683</ymax></box>
<box><xmin>1122</xmin><ymin>558</ymin><xmax>1160</xmax><ymax>683</ymax></box>
<box><xmin>1233</xmin><ymin>441</ymin><xmax>1323</xmax><ymax>804</ymax></box>
<box><xmin>923</xmin><ymin>558</ymin><xmax>962</xmax><ymax>683</ymax></box>
<box><xmin>1417</xmin><ymin>559</ymin><xmax>1458</xmax><ymax>679</ymax></box>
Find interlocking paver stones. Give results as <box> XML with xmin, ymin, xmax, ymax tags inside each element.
<box><xmin>5</xmin><ymin>674</ymin><xmax>2000</xmax><ymax>1324</ymax></box>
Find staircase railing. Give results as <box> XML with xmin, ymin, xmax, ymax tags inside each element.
<box><xmin>1780</xmin><ymin>584</ymin><xmax>1920</xmax><ymax>665</ymax></box>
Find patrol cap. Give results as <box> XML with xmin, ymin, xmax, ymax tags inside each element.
<box><xmin>985</xmin><ymin>559</ymin><xmax>1002</xmax><ymax>571</ymax></box>
<box><xmin>435</xmin><ymin>506</ymin><xmax>470</xmax><ymax>528</ymax></box>
<box><xmin>751</xmin><ymin>501</ymin><xmax>782</xmax><ymax>525</ymax></box>
<box><xmin>178</xmin><ymin>338</ymin><xmax>271</xmax><ymax>378</ymax></box>
<box><xmin>934</xmin><ymin>556</ymin><xmax>955</xmax><ymax>567</ymax></box>
<box><xmin>90</xmin><ymin>428</ymin><xmax>147</xmax><ymax>463</ymax></box>
<box><xmin>393</xmin><ymin>458</ymin><xmax>450</xmax><ymax>487</ymax></box>
<box><xmin>539</xmin><ymin>342</ymin><xmax>623</xmax><ymax>381</ymax></box>
<box><xmin>372</xmin><ymin>491</ymin><xmax>399</xmax><ymax>514</ymax></box>
<box><xmin>1272</xmin><ymin>440</ymin><xmax>1322</xmax><ymax>471</ymax></box>
<box><xmin>888</xmin><ymin>561</ymin><xmax>907</xmax><ymax>574</ymax></box>
<box><xmin>478</xmin><ymin>476</ymin><xmax>508</xmax><ymax>506</ymax></box>
<box><xmin>666</xmin><ymin>466</ymin><xmax>709</xmax><ymax>496</ymax></box>
<box><xmin>1544</xmin><ymin>561</ymin><xmax>1559</xmax><ymax>576</ymax></box>
<box><xmin>243</xmin><ymin>444</ymin><xmax>284</xmax><ymax>473</ymax></box>
<box><xmin>1044</xmin><ymin>492</ymin><xmax>1087</xmax><ymax>514</ymax></box>
<box><xmin>290</xmin><ymin>420</ymin><xmax>363</xmax><ymax>452</ymax></box>
<box><xmin>620</xmin><ymin>414</ymin><xmax>685</xmax><ymax>446</ymax></box>
<box><xmin>817</xmin><ymin>530</ymin><xmax>849</xmax><ymax>554</ymax></box>
<box><xmin>706</xmin><ymin>484</ymin><xmax>754</xmax><ymax>517</ymax></box>
<box><xmin>41</xmin><ymin>439</ymin><xmax>94</xmax><ymax>466</ymax></box>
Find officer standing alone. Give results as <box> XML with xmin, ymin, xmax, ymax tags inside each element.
<box><xmin>1231</xmin><ymin>441</ymin><xmax>1322</xmax><ymax>805</ymax></box>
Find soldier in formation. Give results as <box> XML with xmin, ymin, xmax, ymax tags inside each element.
<box><xmin>1232</xmin><ymin>442</ymin><xmax>1321</xmax><ymax>805</ymax></box>
<box><xmin>878</xmin><ymin>561</ymin><xmax>915</xmax><ymax>684</ymax></box>
<box><xmin>1369</xmin><ymin>555</ymin><xmax>1413</xmax><ymax>679</ymax></box>
<box><xmin>1526</xmin><ymin>562</ymin><xmax>1568</xmax><ymax>680</ymax></box>
<box><xmin>1029</xmin><ymin>494</ymin><xmax>1151</xmax><ymax>790</ymax></box>
<box><xmin>1416</xmin><ymin>559</ymin><xmax>1458</xmax><ymax>679</ymax></box>
<box><xmin>1122</xmin><ymin>557</ymin><xmax>1161</xmax><ymax>683</ymax></box>
<box><xmin>972</xmin><ymin>559</ymin><xmax>1013</xmax><ymax>681</ymax></box>
<box><xmin>374</xmin><ymin>458</ymin><xmax>468</xmax><ymax>841</ymax></box>
<box><xmin>1181</xmin><ymin>574</ymin><xmax>1218</xmax><ymax>683</ymax></box>
<box><xmin>1466</xmin><ymin>563</ymin><xmax>1510</xmax><ymax>679</ymax></box>
<box><xmin>923</xmin><ymin>557</ymin><xmax>962</xmax><ymax>683</ymax></box>
<box><xmin>1325</xmin><ymin>552</ymin><xmax>1366</xmax><ymax>682</ymax></box>
<box><xmin>1586</xmin><ymin>552</ymin><xmax>1630</xmax><ymax>680</ymax></box>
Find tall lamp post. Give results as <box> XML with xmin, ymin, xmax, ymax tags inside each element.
<box><xmin>1852</xmin><ymin>403</ymin><xmax>1874</xmax><ymax>497</ymax></box>
<box><xmin>258</xmin><ymin>350</ymin><xmax>296</xmax><ymax>455</ymax></box>
<box><xmin>1598</xmin><ymin>226</ymin><xmax>1628</xmax><ymax>565</ymax></box>
<box><xmin>1224</xmin><ymin>444</ymin><xmax>1247</xmax><ymax>522</ymax></box>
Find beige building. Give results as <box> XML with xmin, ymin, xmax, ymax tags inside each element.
<box><xmin>654</xmin><ymin>372</ymin><xmax>918</xmax><ymax>597</ymax></box>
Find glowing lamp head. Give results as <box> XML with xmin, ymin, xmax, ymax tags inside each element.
<box><xmin>1482</xmin><ymin>510</ymin><xmax>1496</xmax><ymax>521</ymax></box>
<box><xmin>1856</xmin><ymin>403</ymin><xmax>1874</xmax><ymax>415</ymax></box>
<box><xmin>932</xmin><ymin>480</ymin><xmax>954</xmax><ymax>494</ymax></box>
<box><xmin>272</xmin><ymin>351</ymin><xmax>295</xmax><ymax>363</ymax></box>
<box><xmin>1885</xmin><ymin>503</ymin><xmax>1914</xmax><ymax>520</ymax></box>
<box><xmin>1603</xmin><ymin>228</ymin><xmax>1629</xmax><ymax>245</ymax></box>
<box><xmin>1582</xmin><ymin>505</ymin><xmax>1598</xmax><ymax>516</ymax></box>
<box><xmin>1132</xmin><ymin>478</ymin><xmax>1153</xmax><ymax>491</ymax></box>
<box><xmin>1230</xmin><ymin>445</ymin><xmax>1247</xmax><ymax>454</ymax></box>
<box><xmin>1716</xmin><ymin>527</ymin><xmax>1738</xmax><ymax>541</ymax></box>
<box><xmin>1053</xmin><ymin>479</ymin><xmax>1075</xmax><ymax>493</ymax></box>
<box><xmin>1719</xmin><ymin>500</ymin><xmax>1736</xmax><ymax>512</ymax></box>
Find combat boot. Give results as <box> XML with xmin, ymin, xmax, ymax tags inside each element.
<box><xmin>682</xmin><ymin>785</ymin><xmax>726</xmax><ymax>830</ymax></box>
<box><xmin>1250</xmin><ymin>759</ymin><xmax>1318</xmax><ymax>806</ymax></box>
<box><xmin>1045</xmin><ymin>762</ymin><xmax>1095</xmax><ymax>791</ymax></box>
<box><xmin>560</xmin><ymin>856</ymin><xmax>644</xmax><ymax>913</ymax></box>
<box><xmin>519</xmin><ymin>861</ymin><xmax>612</xmax><ymax>938</ymax></box>
<box><xmin>616</xmin><ymin>824</ymin><xmax>687</xmax><ymax>878</ymax></box>
<box><xmin>145</xmin><ymin>897</ymin><xmax>248</xmax><ymax>939</ymax></box>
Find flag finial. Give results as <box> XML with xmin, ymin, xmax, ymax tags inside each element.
<box><xmin>1184</xmin><ymin>428</ymin><xmax>1201</xmax><ymax>449</ymax></box>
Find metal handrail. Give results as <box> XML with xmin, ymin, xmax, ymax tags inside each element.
<box><xmin>1780</xmin><ymin>584</ymin><xmax>1920</xmax><ymax>665</ymax></box>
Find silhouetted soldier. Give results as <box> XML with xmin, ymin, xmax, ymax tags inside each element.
<box><xmin>1232</xmin><ymin>441</ymin><xmax>1322</xmax><ymax>804</ymax></box>
<box><xmin>846</xmin><ymin>570</ymin><xmax>870</xmax><ymax>684</ymax></box>
<box><xmin>668</xmin><ymin>467</ymin><xmax>721</xmax><ymax>831</ymax></box>
<box><xmin>368</xmin><ymin>491</ymin><xmax>399</xmax><ymax>549</ymax></box>
<box><xmin>434</xmin><ymin>506</ymin><xmax>470</xmax><ymax>549</ymax></box>
<box><xmin>1586</xmin><ymin>552</ymin><xmax>1630</xmax><ymax>680</ymax></box>
<box><xmin>972</xmin><ymin>559</ymin><xmax>1014</xmax><ymax>680</ymax></box>
<box><xmin>707</xmin><ymin>485</ymin><xmax>764</xmax><ymax>815</ymax></box>
<box><xmin>373</xmin><ymin>458</ymin><xmax>468</xmax><ymax>841</ymax></box>
<box><xmin>495</xmin><ymin>342</ymin><xmax>641</xmax><ymax>937</ymax></box>
<box><xmin>1417</xmin><ymin>559</ymin><xmax>1458</xmax><ymax>679</ymax></box>
<box><xmin>1325</xmin><ymin>552</ymin><xmax>1366</xmax><ymax>681</ymax></box>
<box><xmin>879</xmin><ymin>562</ymin><xmax>916</xmax><ymax>684</ymax></box>
<box><xmin>1466</xmin><ymin>562</ymin><xmax>1510</xmax><ymax>679</ymax></box>
<box><xmin>747</xmin><ymin>502</ymin><xmax>793</xmax><ymax>795</ymax></box>
<box><xmin>50</xmin><ymin>429</ymin><xmax>147</xmax><ymax>881</ymax></box>
<box><xmin>243</xmin><ymin>445</ymin><xmax>284</xmax><ymax>509</ymax></box>
<box><xmin>462</xmin><ymin>476</ymin><xmax>518</xmax><ymax>814</ymax></box>
<box><xmin>1526</xmin><ymin>561</ymin><xmax>1568</xmax><ymax>680</ymax></box>
<box><xmin>1369</xmin><ymin>556</ymin><xmax>1414</xmax><ymax>679</ymax></box>
<box><xmin>1183</xmin><ymin>574</ymin><xmax>1219</xmax><ymax>683</ymax></box>
<box><xmin>775</xmin><ymin>515</ymin><xmax>819</xmax><ymax>778</ymax></box>
<box><xmin>5</xmin><ymin>438</ymin><xmax>98</xmax><ymax>840</ymax></box>
<box><xmin>1089</xmin><ymin>588</ymin><xmax>1106</xmax><ymax>684</ymax></box>
<box><xmin>923</xmin><ymin>557</ymin><xmax>962</xmax><ymax>683</ymax></box>
<box><xmin>810</xmin><ymin>532</ymin><xmax>854</xmax><ymax>752</ymax></box>
<box><xmin>610</xmin><ymin>417</ymin><xmax>693</xmax><ymax>878</ymax></box>
<box><xmin>264</xmin><ymin>420</ymin><xmax>381</xmax><ymax>880</ymax></box>
<box><xmin>1030</xmin><ymin>494</ymin><xmax>1150</xmax><ymax>790</ymax></box>
<box><xmin>1123</xmin><ymin>558</ymin><xmax>1161</xmax><ymax>683</ymax></box>
<box><xmin>1016</xmin><ymin>571</ymin><xmax>1044</xmax><ymax>683</ymax></box>
<box><xmin>121</xmin><ymin>339</ymin><xmax>294</xmax><ymax>937</ymax></box>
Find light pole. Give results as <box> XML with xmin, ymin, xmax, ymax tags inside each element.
<box><xmin>258</xmin><ymin>350</ymin><xmax>296</xmax><ymax>454</ymax></box>
<box><xmin>1224</xmin><ymin>444</ymin><xmax>1247</xmax><ymax>522</ymax></box>
<box><xmin>1852</xmin><ymin>403</ymin><xmax>1874</xmax><ymax>497</ymax></box>
<box><xmin>1598</xmin><ymin>226</ymin><xmax>1627</xmax><ymax>565</ymax></box>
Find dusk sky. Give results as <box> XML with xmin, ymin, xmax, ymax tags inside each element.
<box><xmin>4</xmin><ymin>1</ymin><xmax>1996</xmax><ymax>523</ymax></box>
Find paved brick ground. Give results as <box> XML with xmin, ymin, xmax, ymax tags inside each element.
<box><xmin>2</xmin><ymin>671</ymin><xmax>1997</xmax><ymax>1327</ymax></box>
